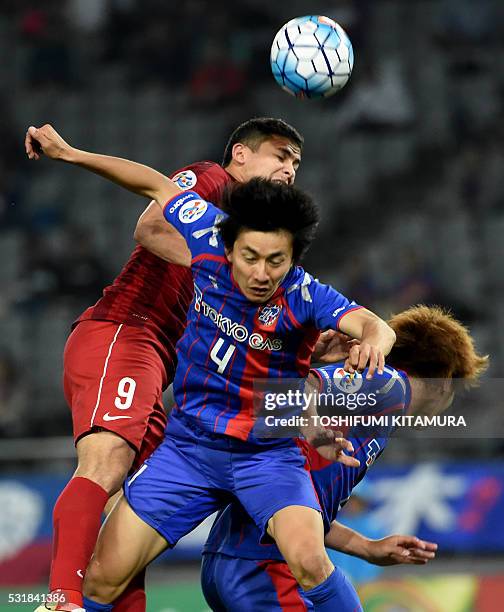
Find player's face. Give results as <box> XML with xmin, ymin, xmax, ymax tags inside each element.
<box><xmin>226</xmin><ymin>229</ymin><xmax>293</xmax><ymax>303</ymax></box>
<box><xmin>434</xmin><ymin>384</ymin><xmax>455</xmax><ymax>415</ymax></box>
<box><xmin>239</xmin><ymin>137</ymin><xmax>301</xmax><ymax>185</ymax></box>
<box><xmin>419</xmin><ymin>380</ymin><xmax>455</xmax><ymax>418</ymax></box>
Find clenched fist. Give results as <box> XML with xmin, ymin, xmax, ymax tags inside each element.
<box><xmin>25</xmin><ymin>124</ymin><xmax>74</xmax><ymax>162</ymax></box>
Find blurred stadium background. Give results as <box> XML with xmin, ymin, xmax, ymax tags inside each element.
<box><xmin>1</xmin><ymin>0</ymin><xmax>504</xmax><ymax>610</ymax></box>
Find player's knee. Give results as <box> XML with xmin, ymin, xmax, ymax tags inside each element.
<box><xmin>75</xmin><ymin>459</ymin><xmax>129</xmax><ymax>495</ymax></box>
<box><xmin>286</xmin><ymin>548</ymin><xmax>333</xmax><ymax>591</ymax></box>
<box><xmin>75</xmin><ymin>434</ymin><xmax>135</xmax><ymax>494</ymax></box>
<box><xmin>83</xmin><ymin>558</ymin><xmax>127</xmax><ymax>604</ymax></box>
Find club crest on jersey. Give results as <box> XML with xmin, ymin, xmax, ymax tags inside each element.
<box><xmin>179</xmin><ymin>199</ymin><xmax>208</xmax><ymax>224</ymax></box>
<box><xmin>332</xmin><ymin>368</ymin><xmax>363</xmax><ymax>393</ymax></box>
<box><xmin>257</xmin><ymin>303</ymin><xmax>282</xmax><ymax>328</ymax></box>
<box><xmin>172</xmin><ymin>170</ymin><xmax>198</xmax><ymax>190</ymax></box>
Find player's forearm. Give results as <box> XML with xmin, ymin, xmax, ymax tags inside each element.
<box><xmin>324</xmin><ymin>521</ymin><xmax>372</xmax><ymax>560</ymax></box>
<box><xmin>63</xmin><ymin>148</ymin><xmax>181</xmax><ymax>207</ymax></box>
<box><xmin>341</xmin><ymin>309</ymin><xmax>396</xmax><ymax>356</ymax></box>
<box><xmin>360</xmin><ymin>318</ymin><xmax>396</xmax><ymax>356</ymax></box>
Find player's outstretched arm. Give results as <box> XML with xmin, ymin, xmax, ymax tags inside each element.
<box><xmin>25</xmin><ymin>124</ymin><xmax>181</xmax><ymax>212</ymax></box>
<box><xmin>337</xmin><ymin>308</ymin><xmax>396</xmax><ymax>379</ymax></box>
<box><xmin>325</xmin><ymin>520</ymin><xmax>437</xmax><ymax>566</ymax></box>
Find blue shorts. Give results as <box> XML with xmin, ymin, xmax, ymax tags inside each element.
<box><xmin>202</xmin><ymin>553</ymin><xmax>362</xmax><ymax>612</ymax></box>
<box><xmin>124</xmin><ymin>413</ymin><xmax>320</xmax><ymax>546</ymax></box>
<box><xmin>201</xmin><ymin>553</ymin><xmax>313</xmax><ymax>611</ymax></box>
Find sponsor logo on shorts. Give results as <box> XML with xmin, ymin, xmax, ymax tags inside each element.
<box><xmin>102</xmin><ymin>413</ymin><xmax>132</xmax><ymax>421</ymax></box>
<box><xmin>172</xmin><ymin>169</ymin><xmax>198</xmax><ymax>190</ymax></box>
<box><xmin>179</xmin><ymin>199</ymin><xmax>208</xmax><ymax>224</ymax></box>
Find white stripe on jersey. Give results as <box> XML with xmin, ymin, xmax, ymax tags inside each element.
<box><xmin>375</xmin><ymin>366</ymin><xmax>406</xmax><ymax>396</ymax></box>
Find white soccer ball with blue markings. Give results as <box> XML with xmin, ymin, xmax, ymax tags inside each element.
<box><xmin>270</xmin><ymin>15</ymin><xmax>354</xmax><ymax>99</ymax></box>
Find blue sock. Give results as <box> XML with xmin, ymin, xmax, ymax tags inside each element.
<box><xmin>304</xmin><ymin>567</ymin><xmax>363</xmax><ymax>612</ymax></box>
<box><xmin>82</xmin><ymin>596</ymin><xmax>113</xmax><ymax>611</ymax></box>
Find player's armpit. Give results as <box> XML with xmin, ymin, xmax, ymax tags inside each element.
<box><xmin>134</xmin><ymin>201</ymin><xmax>191</xmax><ymax>266</ymax></box>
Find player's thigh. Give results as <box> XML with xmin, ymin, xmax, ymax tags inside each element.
<box><xmin>64</xmin><ymin>321</ymin><xmax>167</xmax><ymax>462</ymax></box>
<box><xmin>124</xmin><ymin>426</ymin><xmax>225</xmax><ymax>547</ymax></box>
<box><xmin>232</xmin><ymin>443</ymin><xmax>321</xmax><ymax>545</ymax></box>
<box><xmin>84</xmin><ymin>496</ymin><xmax>167</xmax><ymax>594</ymax></box>
<box><xmin>201</xmin><ymin>554</ymin><xmax>312</xmax><ymax>612</ymax></box>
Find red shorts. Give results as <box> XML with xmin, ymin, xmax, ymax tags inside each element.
<box><xmin>63</xmin><ymin>320</ymin><xmax>172</xmax><ymax>470</ymax></box>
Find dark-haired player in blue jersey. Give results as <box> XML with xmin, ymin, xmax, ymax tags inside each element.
<box><xmin>25</xmin><ymin>125</ymin><xmax>396</xmax><ymax>612</ymax></box>
<box><xmin>201</xmin><ymin>304</ymin><xmax>489</xmax><ymax>611</ymax></box>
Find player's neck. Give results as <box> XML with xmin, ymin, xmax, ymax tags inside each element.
<box><xmin>224</xmin><ymin>163</ymin><xmax>244</xmax><ymax>183</ymax></box>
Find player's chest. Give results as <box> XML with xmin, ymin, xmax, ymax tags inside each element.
<box><xmin>191</xmin><ymin>278</ymin><xmax>300</xmax><ymax>344</ymax></box>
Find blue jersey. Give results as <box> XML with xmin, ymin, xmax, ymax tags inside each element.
<box><xmin>163</xmin><ymin>191</ymin><xmax>362</xmax><ymax>442</ymax></box>
<box><xmin>203</xmin><ymin>364</ymin><xmax>411</xmax><ymax>560</ymax></box>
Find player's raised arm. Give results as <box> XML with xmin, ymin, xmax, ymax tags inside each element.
<box><xmin>25</xmin><ymin>124</ymin><xmax>181</xmax><ymax>211</ymax></box>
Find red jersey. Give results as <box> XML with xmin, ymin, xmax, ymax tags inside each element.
<box><xmin>76</xmin><ymin>161</ymin><xmax>234</xmax><ymax>357</ymax></box>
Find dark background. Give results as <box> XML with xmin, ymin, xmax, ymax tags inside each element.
<box><xmin>0</xmin><ymin>0</ymin><xmax>503</xmax><ymax>459</ymax></box>
<box><xmin>0</xmin><ymin>2</ymin><xmax>503</xmax><ymax>608</ymax></box>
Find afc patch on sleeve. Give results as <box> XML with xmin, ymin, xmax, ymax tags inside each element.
<box><xmin>332</xmin><ymin>368</ymin><xmax>363</xmax><ymax>393</ymax></box>
<box><xmin>179</xmin><ymin>199</ymin><xmax>208</xmax><ymax>224</ymax></box>
<box><xmin>171</xmin><ymin>169</ymin><xmax>198</xmax><ymax>190</ymax></box>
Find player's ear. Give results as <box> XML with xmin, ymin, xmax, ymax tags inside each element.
<box><xmin>224</xmin><ymin>247</ymin><xmax>233</xmax><ymax>263</ymax></box>
<box><xmin>231</xmin><ymin>143</ymin><xmax>248</xmax><ymax>165</ymax></box>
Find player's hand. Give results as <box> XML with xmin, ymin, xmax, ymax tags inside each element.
<box><xmin>344</xmin><ymin>342</ymin><xmax>385</xmax><ymax>379</ymax></box>
<box><xmin>365</xmin><ymin>535</ymin><xmax>438</xmax><ymax>566</ymax></box>
<box><xmin>25</xmin><ymin>124</ymin><xmax>74</xmax><ymax>162</ymax></box>
<box><xmin>312</xmin><ymin>330</ymin><xmax>360</xmax><ymax>364</ymax></box>
<box><xmin>306</xmin><ymin>429</ymin><xmax>360</xmax><ymax>467</ymax></box>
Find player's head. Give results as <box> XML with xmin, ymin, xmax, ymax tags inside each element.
<box><xmin>387</xmin><ymin>305</ymin><xmax>489</xmax><ymax>413</ymax></box>
<box><xmin>218</xmin><ymin>178</ymin><xmax>319</xmax><ymax>303</ymax></box>
<box><xmin>222</xmin><ymin>117</ymin><xmax>303</xmax><ymax>185</ymax></box>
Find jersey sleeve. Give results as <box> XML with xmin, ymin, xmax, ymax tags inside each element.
<box><xmin>162</xmin><ymin>190</ymin><xmax>228</xmax><ymax>260</ymax></box>
<box><xmin>310</xmin><ymin>363</ymin><xmax>408</xmax><ymax>418</ymax></box>
<box><xmin>303</xmin><ymin>274</ymin><xmax>362</xmax><ymax>330</ymax></box>
<box><xmin>169</xmin><ymin>161</ymin><xmax>231</xmax><ymax>204</ymax></box>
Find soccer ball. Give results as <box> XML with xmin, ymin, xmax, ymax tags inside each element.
<box><xmin>270</xmin><ymin>15</ymin><xmax>354</xmax><ymax>99</ymax></box>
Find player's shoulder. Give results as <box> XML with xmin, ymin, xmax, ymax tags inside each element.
<box><xmin>313</xmin><ymin>363</ymin><xmax>408</xmax><ymax>400</ymax></box>
<box><xmin>283</xmin><ymin>267</ymin><xmax>316</xmax><ymax>301</ymax></box>
<box><xmin>284</xmin><ymin>268</ymin><xmax>345</xmax><ymax>299</ymax></box>
<box><xmin>170</xmin><ymin>161</ymin><xmax>231</xmax><ymax>190</ymax></box>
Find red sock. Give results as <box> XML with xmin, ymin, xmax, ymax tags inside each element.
<box><xmin>49</xmin><ymin>476</ymin><xmax>109</xmax><ymax>605</ymax></box>
<box><xmin>113</xmin><ymin>569</ymin><xmax>147</xmax><ymax>612</ymax></box>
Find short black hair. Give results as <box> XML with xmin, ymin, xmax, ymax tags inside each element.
<box><xmin>218</xmin><ymin>178</ymin><xmax>319</xmax><ymax>263</ymax></box>
<box><xmin>222</xmin><ymin>117</ymin><xmax>304</xmax><ymax>167</ymax></box>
